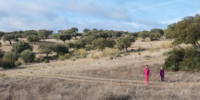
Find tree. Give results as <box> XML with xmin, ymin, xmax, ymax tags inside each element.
<box><xmin>38</xmin><ymin>29</ymin><xmax>53</xmax><ymax>40</ymax></box>
<box><xmin>83</xmin><ymin>28</ymin><xmax>90</xmax><ymax>33</ymax></box>
<box><xmin>23</xmin><ymin>30</ymin><xmax>38</xmax><ymax>38</ymax></box>
<box><xmin>164</xmin><ymin>23</ymin><xmax>176</xmax><ymax>39</ymax></box>
<box><xmin>53</xmin><ymin>33</ymin><xmax>60</xmax><ymax>40</ymax></box>
<box><xmin>37</xmin><ymin>44</ymin><xmax>54</xmax><ymax>57</ymax></box>
<box><xmin>20</xmin><ymin>50</ymin><xmax>35</xmax><ymax>63</ymax></box>
<box><xmin>52</xmin><ymin>44</ymin><xmax>69</xmax><ymax>55</ymax></box>
<box><xmin>116</xmin><ymin>35</ymin><xmax>135</xmax><ymax>52</ymax></box>
<box><xmin>3</xmin><ymin>52</ymin><xmax>20</xmax><ymax>64</ymax></box>
<box><xmin>92</xmin><ymin>38</ymin><xmax>116</xmax><ymax>51</ymax></box>
<box><xmin>73</xmin><ymin>40</ymin><xmax>86</xmax><ymax>49</ymax></box>
<box><xmin>0</xmin><ymin>31</ymin><xmax>5</xmax><ymax>40</ymax></box>
<box><xmin>172</xmin><ymin>14</ymin><xmax>200</xmax><ymax>47</ymax></box>
<box><xmin>138</xmin><ymin>30</ymin><xmax>149</xmax><ymax>40</ymax></box>
<box><xmin>11</xmin><ymin>41</ymin><xmax>33</xmax><ymax>53</ymax></box>
<box><xmin>71</xmin><ymin>32</ymin><xmax>78</xmax><ymax>40</ymax></box>
<box><xmin>26</xmin><ymin>35</ymin><xmax>40</xmax><ymax>44</ymax></box>
<box><xmin>59</xmin><ymin>34</ymin><xmax>71</xmax><ymax>43</ymax></box>
<box><xmin>3</xmin><ymin>34</ymin><xmax>15</xmax><ymax>44</ymax></box>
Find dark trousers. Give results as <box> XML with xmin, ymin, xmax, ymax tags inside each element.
<box><xmin>161</xmin><ymin>76</ymin><xmax>164</xmax><ymax>81</ymax></box>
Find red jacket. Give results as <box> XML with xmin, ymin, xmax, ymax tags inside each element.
<box><xmin>143</xmin><ymin>68</ymin><xmax>151</xmax><ymax>76</ymax></box>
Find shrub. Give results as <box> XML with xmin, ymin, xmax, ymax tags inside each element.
<box><xmin>3</xmin><ymin>52</ymin><xmax>20</xmax><ymax>64</ymax></box>
<box><xmin>11</xmin><ymin>41</ymin><xmax>33</xmax><ymax>53</ymax></box>
<box><xmin>148</xmin><ymin>47</ymin><xmax>160</xmax><ymax>52</ymax></box>
<box><xmin>40</xmin><ymin>57</ymin><xmax>45</xmax><ymax>62</ymax></box>
<box><xmin>2</xmin><ymin>62</ymin><xmax>15</xmax><ymax>69</ymax></box>
<box><xmin>58</xmin><ymin>55</ymin><xmax>65</xmax><ymax>60</ymax></box>
<box><xmin>71</xmin><ymin>57</ymin><xmax>77</xmax><ymax>61</ymax></box>
<box><xmin>44</xmin><ymin>59</ymin><xmax>49</xmax><ymax>63</ymax></box>
<box><xmin>163</xmin><ymin>47</ymin><xmax>200</xmax><ymax>72</ymax></box>
<box><xmin>14</xmin><ymin>61</ymin><xmax>21</xmax><ymax>67</ymax></box>
<box><xmin>100</xmin><ymin>48</ymin><xmax>119</xmax><ymax>57</ymax></box>
<box><xmin>20</xmin><ymin>50</ymin><xmax>35</xmax><ymax>63</ymax></box>
<box><xmin>64</xmin><ymin>53</ymin><xmax>70</xmax><ymax>59</ymax></box>
<box><xmin>85</xmin><ymin>45</ymin><xmax>93</xmax><ymax>50</ymax></box>
<box><xmin>123</xmin><ymin>52</ymin><xmax>130</xmax><ymax>56</ymax></box>
<box><xmin>114</xmin><ymin>54</ymin><xmax>121</xmax><ymax>58</ymax></box>
<box><xmin>34</xmin><ymin>57</ymin><xmax>40</xmax><ymax>62</ymax></box>
<box><xmin>92</xmin><ymin>55</ymin><xmax>100</xmax><ymax>59</ymax></box>
<box><xmin>0</xmin><ymin>49</ymin><xmax>5</xmax><ymax>58</ymax></box>
<box><xmin>73</xmin><ymin>49</ymin><xmax>87</xmax><ymax>58</ymax></box>
<box><xmin>110</xmin><ymin>57</ymin><xmax>113</xmax><ymax>60</ymax></box>
<box><xmin>162</xmin><ymin>51</ymin><xmax>171</xmax><ymax>56</ymax></box>
<box><xmin>159</xmin><ymin>42</ymin><xmax>173</xmax><ymax>49</ymax></box>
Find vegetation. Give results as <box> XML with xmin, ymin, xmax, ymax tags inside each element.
<box><xmin>116</xmin><ymin>35</ymin><xmax>135</xmax><ymax>52</ymax></box>
<box><xmin>138</xmin><ymin>30</ymin><xmax>149</xmax><ymax>40</ymax></box>
<box><xmin>92</xmin><ymin>38</ymin><xmax>115</xmax><ymax>51</ymax></box>
<box><xmin>20</xmin><ymin>50</ymin><xmax>36</xmax><ymax>63</ymax></box>
<box><xmin>44</xmin><ymin>59</ymin><xmax>49</xmax><ymax>63</ymax></box>
<box><xmin>53</xmin><ymin>44</ymin><xmax>69</xmax><ymax>56</ymax></box>
<box><xmin>11</xmin><ymin>41</ymin><xmax>33</xmax><ymax>53</ymax></box>
<box><xmin>37</xmin><ymin>44</ymin><xmax>54</xmax><ymax>57</ymax></box>
<box><xmin>26</xmin><ymin>35</ymin><xmax>40</xmax><ymax>44</ymax></box>
<box><xmin>38</xmin><ymin>29</ymin><xmax>53</xmax><ymax>40</ymax></box>
<box><xmin>164</xmin><ymin>47</ymin><xmax>200</xmax><ymax>72</ymax></box>
<box><xmin>3</xmin><ymin>34</ymin><xmax>15</xmax><ymax>44</ymax></box>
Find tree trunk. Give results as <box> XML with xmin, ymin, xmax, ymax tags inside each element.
<box><xmin>46</xmin><ymin>53</ymin><xmax>49</xmax><ymax>57</ymax></box>
<box><xmin>125</xmin><ymin>47</ymin><xmax>128</xmax><ymax>52</ymax></box>
<box><xmin>64</xmin><ymin>41</ymin><xmax>65</xmax><ymax>43</ymax></box>
<box><xmin>9</xmin><ymin>40</ymin><xmax>12</xmax><ymax>44</ymax></box>
<box><xmin>75</xmin><ymin>36</ymin><xmax>76</xmax><ymax>40</ymax></box>
<box><xmin>33</xmin><ymin>42</ymin><xmax>35</xmax><ymax>45</ymax></box>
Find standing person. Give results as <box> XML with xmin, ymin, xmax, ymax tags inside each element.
<box><xmin>160</xmin><ymin>66</ymin><xmax>165</xmax><ymax>81</ymax></box>
<box><xmin>143</xmin><ymin>65</ymin><xmax>151</xmax><ymax>85</ymax></box>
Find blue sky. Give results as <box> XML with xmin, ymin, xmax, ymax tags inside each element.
<box><xmin>0</xmin><ymin>0</ymin><xmax>199</xmax><ymax>33</ymax></box>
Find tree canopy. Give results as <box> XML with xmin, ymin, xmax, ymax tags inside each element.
<box><xmin>116</xmin><ymin>35</ymin><xmax>135</xmax><ymax>52</ymax></box>
<box><xmin>92</xmin><ymin>38</ymin><xmax>116</xmax><ymax>51</ymax></box>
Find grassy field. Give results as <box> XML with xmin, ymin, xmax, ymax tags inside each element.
<box><xmin>0</xmin><ymin>38</ymin><xmax>199</xmax><ymax>100</ymax></box>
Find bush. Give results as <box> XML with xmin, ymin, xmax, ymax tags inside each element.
<box><xmin>0</xmin><ymin>49</ymin><xmax>5</xmax><ymax>58</ymax></box>
<box><xmin>34</xmin><ymin>57</ymin><xmax>40</xmax><ymax>62</ymax></box>
<box><xmin>73</xmin><ymin>49</ymin><xmax>87</xmax><ymax>58</ymax></box>
<box><xmin>2</xmin><ymin>62</ymin><xmax>15</xmax><ymax>69</ymax></box>
<box><xmin>40</xmin><ymin>57</ymin><xmax>45</xmax><ymax>62</ymax></box>
<box><xmin>71</xmin><ymin>57</ymin><xmax>77</xmax><ymax>61</ymax></box>
<box><xmin>123</xmin><ymin>52</ymin><xmax>130</xmax><ymax>56</ymax></box>
<box><xmin>3</xmin><ymin>52</ymin><xmax>20</xmax><ymax>64</ymax></box>
<box><xmin>58</xmin><ymin>55</ymin><xmax>65</xmax><ymax>60</ymax></box>
<box><xmin>100</xmin><ymin>48</ymin><xmax>119</xmax><ymax>57</ymax></box>
<box><xmin>163</xmin><ymin>47</ymin><xmax>200</xmax><ymax>72</ymax></box>
<box><xmin>92</xmin><ymin>55</ymin><xmax>100</xmax><ymax>59</ymax></box>
<box><xmin>64</xmin><ymin>53</ymin><xmax>70</xmax><ymax>59</ymax></box>
<box><xmin>11</xmin><ymin>41</ymin><xmax>33</xmax><ymax>53</ymax></box>
<box><xmin>44</xmin><ymin>59</ymin><xmax>49</xmax><ymax>63</ymax></box>
<box><xmin>148</xmin><ymin>47</ymin><xmax>160</xmax><ymax>52</ymax></box>
<box><xmin>162</xmin><ymin>51</ymin><xmax>171</xmax><ymax>56</ymax></box>
<box><xmin>110</xmin><ymin>57</ymin><xmax>113</xmax><ymax>60</ymax></box>
<box><xmin>114</xmin><ymin>54</ymin><xmax>121</xmax><ymax>59</ymax></box>
<box><xmin>14</xmin><ymin>61</ymin><xmax>21</xmax><ymax>67</ymax></box>
<box><xmin>20</xmin><ymin>50</ymin><xmax>35</xmax><ymax>63</ymax></box>
<box><xmin>85</xmin><ymin>45</ymin><xmax>93</xmax><ymax>50</ymax></box>
<box><xmin>159</xmin><ymin>42</ymin><xmax>173</xmax><ymax>49</ymax></box>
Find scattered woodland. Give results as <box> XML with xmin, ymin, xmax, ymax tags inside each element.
<box><xmin>0</xmin><ymin>14</ymin><xmax>199</xmax><ymax>100</ymax></box>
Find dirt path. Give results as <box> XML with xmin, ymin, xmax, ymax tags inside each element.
<box><xmin>10</xmin><ymin>73</ymin><xmax>200</xmax><ymax>88</ymax></box>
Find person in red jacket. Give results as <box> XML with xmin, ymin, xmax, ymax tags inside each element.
<box><xmin>143</xmin><ymin>65</ymin><xmax>151</xmax><ymax>85</ymax></box>
<box><xmin>160</xmin><ymin>66</ymin><xmax>165</xmax><ymax>81</ymax></box>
